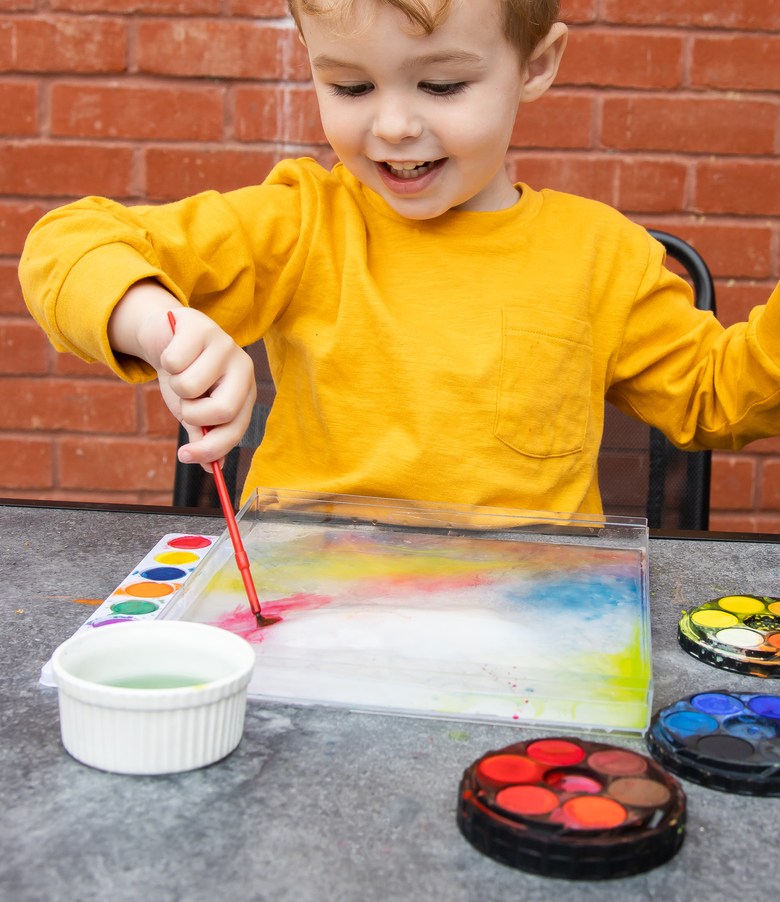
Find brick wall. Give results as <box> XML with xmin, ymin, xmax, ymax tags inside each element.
<box><xmin>0</xmin><ymin>0</ymin><xmax>779</xmax><ymax>526</ymax></box>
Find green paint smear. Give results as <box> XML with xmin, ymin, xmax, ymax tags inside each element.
<box><xmin>103</xmin><ymin>674</ymin><xmax>207</xmax><ymax>689</ymax></box>
<box><xmin>110</xmin><ymin>601</ymin><xmax>158</xmax><ymax>615</ymax></box>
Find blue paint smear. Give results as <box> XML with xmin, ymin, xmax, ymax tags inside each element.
<box><xmin>692</xmin><ymin>693</ymin><xmax>744</xmax><ymax>716</ymax></box>
<box><xmin>663</xmin><ymin>711</ymin><xmax>718</xmax><ymax>738</ymax></box>
<box><xmin>141</xmin><ymin>566</ymin><xmax>187</xmax><ymax>581</ymax></box>
<box><xmin>505</xmin><ymin>574</ymin><xmax>640</xmax><ymax>614</ymax></box>
<box><xmin>723</xmin><ymin>714</ymin><xmax>776</xmax><ymax>742</ymax></box>
<box><xmin>748</xmin><ymin>696</ymin><xmax>780</xmax><ymax>720</ymax></box>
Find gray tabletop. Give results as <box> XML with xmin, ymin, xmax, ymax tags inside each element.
<box><xmin>1</xmin><ymin>503</ymin><xmax>778</xmax><ymax>902</ymax></box>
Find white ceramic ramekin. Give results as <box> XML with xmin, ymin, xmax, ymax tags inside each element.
<box><xmin>51</xmin><ymin>620</ymin><xmax>256</xmax><ymax>775</ymax></box>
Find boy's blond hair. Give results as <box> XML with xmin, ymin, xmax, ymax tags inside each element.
<box><xmin>288</xmin><ymin>0</ymin><xmax>561</xmax><ymax>62</ymax></box>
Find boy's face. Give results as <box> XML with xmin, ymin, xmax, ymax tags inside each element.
<box><xmin>302</xmin><ymin>0</ymin><xmax>538</xmax><ymax>219</ymax></box>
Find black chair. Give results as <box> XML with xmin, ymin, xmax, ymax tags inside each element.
<box><xmin>174</xmin><ymin>230</ymin><xmax>716</xmax><ymax>526</ymax></box>
<box><xmin>597</xmin><ymin>230</ymin><xmax>715</xmax><ymax>530</ymax></box>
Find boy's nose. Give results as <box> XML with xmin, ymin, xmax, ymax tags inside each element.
<box><xmin>371</xmin><ymin>97</ymin><xmax>422</xmax><ymax>143</ymax></box>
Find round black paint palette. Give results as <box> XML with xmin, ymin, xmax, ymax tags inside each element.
<box><xmin>457</xmin><ymin>737</ymin><xmax>685</xmax><ymax>880</ymax></box>
<box><xmin>678</xmin><ymin>595</ymin><xmax>780</xmax><ymax>677</ymax></box>
<box><xmin>647</xmin><ymin>691</ymin><xmax>780</xmax><ymax>796</ymax></box>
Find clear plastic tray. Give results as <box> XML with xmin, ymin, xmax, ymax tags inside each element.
<box><xmin>161</xmin><ymin>489</ymin><xmax>651</xmax><ymax>733</ymax></box>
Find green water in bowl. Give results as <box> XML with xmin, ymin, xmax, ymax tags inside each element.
<box><xmin>103</xmin><ymin>674</ymin><xmax>208</xmax><ymax>689</ymax></box>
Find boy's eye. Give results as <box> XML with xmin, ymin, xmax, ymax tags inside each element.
<box><xmin>330</xmin><ymin>83</ymin><xmax>374</xmax><ymax>98</ymax></box>
<box><xmin>420</xmin><ymin>82</ymin><xmax>468</xmax><ymax>97</ymax></box>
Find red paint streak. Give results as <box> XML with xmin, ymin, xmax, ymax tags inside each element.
<box><xmin>210</xmin><ymin>592</ymin><xmax>333</xmax><ymax>642</ymax></box>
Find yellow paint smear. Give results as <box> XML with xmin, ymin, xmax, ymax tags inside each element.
<box><xmin>718</xmin><ymin>596</ymin><xmax>765</xmax><ymax>614</ymax></box>
<box><xmin>692</xmin><ymin>609</ymin><xmax>739</xmax><ymax>629</ymax></box>
<box><xmin>155</xmin><ymin>551</ymin><xmax>199</xmax><ymax>565</ymax></box>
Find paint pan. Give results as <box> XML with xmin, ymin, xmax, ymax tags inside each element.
<box><xmin>457</xmin><ymin>737</ymin><xmax>685</xmax><ymax>880</ymax></box>
<box><xmin>678</xmin><ymin>595</ymin><xmax>780</xmax><ymax>677</ymax></box>
<box><xmin>647</xmin><ymin>691</ymin><xmax>780</xmax><ymax>796</ymax></box>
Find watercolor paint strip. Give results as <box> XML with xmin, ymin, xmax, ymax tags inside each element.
<box><xmin>39</xmin><ymin>534</ymin><xmax>217</xmax><ymax>687</ymax></box>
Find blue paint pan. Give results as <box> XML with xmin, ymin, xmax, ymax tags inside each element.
<box><xmin>647</xmin><ymin>691</ymin><xmax>780</xmax><ymax>796</ymax></box>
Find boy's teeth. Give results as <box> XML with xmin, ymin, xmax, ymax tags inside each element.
<box><xmin>387</xmin><ymin>161</ymin><xmax>435</xmax><ymax>179</ymax></box>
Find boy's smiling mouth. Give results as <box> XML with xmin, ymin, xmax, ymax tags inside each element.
<box><xmin>374</xmin><ymin>158</ymin><xmax>447</xmax><ymax>194</ymax></box>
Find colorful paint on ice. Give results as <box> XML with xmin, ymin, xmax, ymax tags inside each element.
<box><xmin>178</xmin><ymin>522</ymin><xmax>651</xmax><ymax>732</ymax></box>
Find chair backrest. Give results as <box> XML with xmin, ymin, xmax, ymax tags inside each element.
<box><xmin>173</xmin><ymin>229</ymin><xmax>716</xmax><ymax>525</ymax></box>
<box><xmin>597</xmin><ymin>230</ymin><xmax>715</xmax><ymax>530</ymax></box>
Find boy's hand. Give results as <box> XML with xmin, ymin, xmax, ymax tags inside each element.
<box><xmin>108</xmin><ymin>280</ymin><xmax>257</xmax><ymax>468</ymax></box>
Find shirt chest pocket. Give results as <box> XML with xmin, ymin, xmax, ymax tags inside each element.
<box><xmin>494</xmin><ymin>308</ymin><xmax>593</xmax><ymax>458</ymax></box>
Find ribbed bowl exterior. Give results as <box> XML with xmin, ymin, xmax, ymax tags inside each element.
<box><xmin>58</xmin><ymin>685</ymin><xmax>249</xmax><ymax>774</ymax></box>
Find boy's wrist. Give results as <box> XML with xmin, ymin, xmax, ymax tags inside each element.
<box><xmin>108</xmin><ymin>279</ymin><xmax>182</xmax><ymax>368</ymax></box>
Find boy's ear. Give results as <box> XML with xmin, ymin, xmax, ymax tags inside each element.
<box><xmin>520</xmin><ymin>22</ymin><xmax>568</xmax><ymax>104</ymax></box>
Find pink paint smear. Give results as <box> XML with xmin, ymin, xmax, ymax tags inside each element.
<box><xmin>210</xmin><ymin>591</ymin><xmax>333</xmax><ymax>642</ymax></box>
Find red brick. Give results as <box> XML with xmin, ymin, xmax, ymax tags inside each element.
<box><xmin>143</xmin><ymin>383</ymin><xmax>179</xmax><ymax>436</ymax></box>
<box><xmin>708</xmin><ymin>513</ymin><xmax>759</xmax><ymax>533</ymax></box>
<box><xmin>745</xmin><ymin>435</ymin><xmax>780</xmax><ymax>455</ymax></box>
<box><xmin>141</xmin><ymin>490</ymin><xmax>174</xmax><ymax>505</ymax></box>
<box><xmin>0</xmin><ymin>0</ymin><xmax>34</xmax><ymax>9</ymax></box>
<box><xmin>0</xmin><ymin>377</ymin><xmax>137</xmax><ymax>431</ymax></box>
<box><xmin>602</xmin><ymin>96</ymin><xmax>776</xmax><ymax>156</ymax></box>
<box><xmin>0</xmin><ymin>435</ymin><xmax>52</xmax><ymax>488</ymax></box>
<box><xmin>692</xmin><ymin>35</ymin><xmax>780</xmax><ymax>92</ymax></box>
<box><xmin>59</xmin><ymin>435</ymin><xmax>177</xmax><ymax>491</ymax></box>
<box><xmin>145</xmin><ymin>147</ymin><xmax>279</xmax><ymax>199</ymax></box>
<box><xmin>0</xmin><ymin>17</ymin><xmax>126</xmax><ymax>74</ymax></box>
<box><xmin>227</xmin><ymin>0</ymin><xmax>289</xmax><ymax>14</ymax></box>
<box><xmin>603</xmin><ymin>0</ymin><xmax>780</xmax><ymax>30</ymax></box>
<box><xmin>234</xmin><ymin>85</ymin><xmax>326</xmax><ymax>144</ymax></box>
<box><xmin>0</xmin><ymin>318</ymin><xmax>47</xmax><ymax>373</ymax></box>
<box><xmin>51</xmin><ymin>83</ymin><xmax>224</xmax><ymax>141</ymax></box>
<box><xmin>760</xmin><ymin>459</ymin><xmax>780</xmax><ymax>510</ymax></box>
<box><xmin>751</xmin><ymin>514</ymin><xmax>780</xmax><ymax>534</ymax></box>
<box><xmin>696</xmin><ymin>161</ymin><xmax>780</xmax><ymax>217</ymax></box>
<box><xmin>0</xmin><ymin>81</ymin><xmax>37</xmax><ymax>135</ymax></box>
<box><xmin>634</xmin><ymin>220</ymin><xmax>773</xmax><ymax>279</ymax></box>
<box><xmin>710</xmin><ymin>454</ymin><xmax>756</xmax><ymax>509</ymax></box>
<box><xmin>559</xmin><ymin>0</ymin><xmax>597</xmax><ymax>23</ymax></box>
<box><xmin>617</xmin><ymin>159</ymin><xmax>687</xmax><ymax>214</ymax></box>
<box><xmin>0</xmin><ymin>201</ymin><xmax>45</xmax><ymax>254</ymax></box>
<box><xmin>0</xmin><ymin>143</ymin><xmax>133</xmax><ymax>197</ymax></box>
<box><xmin>6</xmin><ymin>487</ymin><xmax>143</xmax><ymax>503</ymax></box>
<box><xmin>51</xmin><ymin>0</ymin><xmax>218</xmax><ymax>12</ymax></box>
<box><xmin>0</xmin><ymin>261</ymin><xmax>25</xmax><ymax>315</ymax></box>
<box><xmin>510</xmin><ymin>91</ymin><xmax>593</xmax><ymax>150</ymax></box>
<box><xmin>507</xmin><ymin>153</ymin><xmax>617</xmax><ymax>206</ymax></box>
<box><xmin>138</xmin><ymin>20</ymin><xmax>309</xmax><ymax>80</ymax></box>
<box><xmin>716</xmin><ymin>281</ymin><xmax>776</xmax><ymax>329</ymax></box>
<box><xmin>557</xmin><ymin>31</ymin><xmax>683</xmax><ymax>90</ymax></box>
<box><xmin>52</xmin><ymin>350</ymin><xmax>115</xmax><ymax>378</ymax></box>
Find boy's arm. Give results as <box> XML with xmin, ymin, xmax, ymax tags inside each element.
<box><xmin>108</xmin><ymin>280</ymin><xmax>256</xmax><ymax>465</ymax></box>
<box><xmin>20</xmin><ymin>174</ymin><xmax>306</xmax><ymax>463</ymax></box>
<box><xmin>608</xmin><ymin>236</ymin><xmax>780</xmax><ymax>451</ymax></box>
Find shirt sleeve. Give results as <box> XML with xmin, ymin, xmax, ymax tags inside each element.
<box><xmin>19</xmin><ymin>165</ymin><xmax>306</xmax><ymax>383</ymax></box>
<box><xmin>607</xmin><ymin>233</ymin><xmax>780</xmax><ymax>451</ymax></box>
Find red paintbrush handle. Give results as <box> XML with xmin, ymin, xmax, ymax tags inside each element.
<box><xmin>167</xmin><ymin>310</ymin><xmax>262</xmax><ymax>619</ymax></box>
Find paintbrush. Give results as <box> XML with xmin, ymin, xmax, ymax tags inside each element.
<box><xmin>167</xmin><ymin>310</ymin><xmax>279</xmax><ymax>629</ymax></box>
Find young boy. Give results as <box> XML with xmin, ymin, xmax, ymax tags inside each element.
<box><xmin>20</xmin><ymin>0</ymin><xmax>780</xmax><ymax>516</ymax></box>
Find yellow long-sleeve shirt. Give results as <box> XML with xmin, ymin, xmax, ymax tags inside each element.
<box><xmin>20</xmin><ymin>158</ymin><xmax>780</xmax><ymax>514</ymax></box>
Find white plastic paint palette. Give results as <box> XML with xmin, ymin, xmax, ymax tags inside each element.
<box><xmin>40</xmin><ymin>534</ymin><xmax>217</xmax><ymax>687</ymax></box>
<box><xmin>678</xmin><ymin>595</ymin><xmax>780</xmax><ymax>678</ymax></box>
